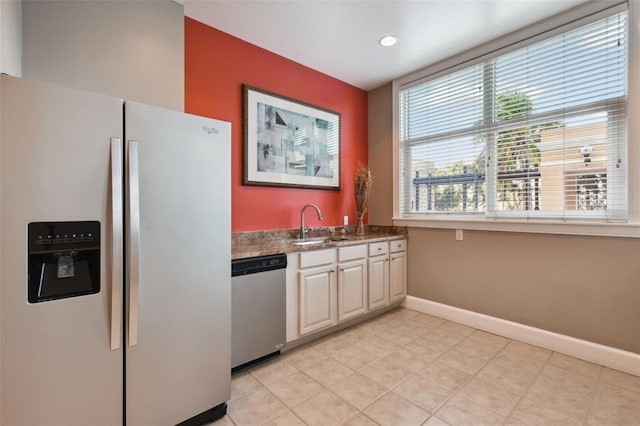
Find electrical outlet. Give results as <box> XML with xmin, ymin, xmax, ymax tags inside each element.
<box><xmin>344</xmin><ymin>215</ymin><xmax>349</xmax><ymax>226</ymax></box>
<box><xmin>456</xmin><ymin>229</ymin><xmax>463</xmax><ymax>241</ymax></box>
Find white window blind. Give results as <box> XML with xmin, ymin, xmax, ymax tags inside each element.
<box><xmin>399</xmin><ymin>8</ymin><xmax>628</xmax><ymax>220</ymax></box>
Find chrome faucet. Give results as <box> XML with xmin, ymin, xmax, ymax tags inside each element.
<box><xmin>300</xmin><ymin>204</ymin><xmax>323</xmax><ymax>238</ymax></box>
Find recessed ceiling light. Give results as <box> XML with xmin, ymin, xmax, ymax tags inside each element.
<box><xmin>379</xmin><ymin>34</ymin><xmax>398</xmax><ymax>47</ymax></box>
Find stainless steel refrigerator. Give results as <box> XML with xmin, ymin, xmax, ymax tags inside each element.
<box><xmin>0</xmin><ymin>75</ymin><xmax>231</xmax><ymax>425</ymax></box>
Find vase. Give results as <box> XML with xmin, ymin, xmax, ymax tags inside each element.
<box><xmin>355</xmin><ymin>213</ymin><xmax>365</xmax><ymax>235</ymax></box>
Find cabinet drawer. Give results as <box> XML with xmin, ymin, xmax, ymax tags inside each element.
<box><xmin>368</xmin><ymin>241</ymin><xmax>389</xmax><ymax>257</ymax></box>
<box><xmin>338</xmin><ymin>244</ymin><xmax>367</xmax><ymax>262</ymax></box>
<box><xmin>390</xmin><ymin>239</ymin><xmax>406</xmax><ymax>253</ymax></box>
<box><xmin>299</xmin><ymin>248</ymin><xmax>337</xmax><ymax>268</ymax></box>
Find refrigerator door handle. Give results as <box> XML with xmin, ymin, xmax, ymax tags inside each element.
<box><xmin>110</xmin><ymin>138</ymin><xmax>123</xmax><ymax>350</ymax></box>
<box><xmin>127</xmin><ymin>140</ymin><xmax>140</xmax><ymax>347</ymax></box>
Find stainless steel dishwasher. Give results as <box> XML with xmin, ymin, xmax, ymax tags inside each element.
<box><xmin>231</xmin><ymin>253</ymin><xmax>287</xmax><ymax>371</ymax></box>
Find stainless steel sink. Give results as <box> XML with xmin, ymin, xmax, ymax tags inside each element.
<box><xmin>289</xmin><ymin>238</ymin><xmax>331</xmax><ymax>246</ymax></box>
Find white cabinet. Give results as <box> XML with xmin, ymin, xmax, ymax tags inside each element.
<box><xmin>298</xmin><ymin>249</ymin><xmax>337</xmax><ymax>336</ymax></box>
<box><xmin>299</xmin><ymin>264</ymin><xmax>337</xmax><ymax>335</ymax></box>
<box><xmin>368</xmin><ymin>242</ymin><xmax>389</xmax><ymax>310</ymax></box>
<box><xmin>286</xmin><ymin>238</ymin><xmax>407</xmax><ymax>342</ymax></box>
<box><xmin>337</xmin><ymin>245</ymin><xmax>367</xmax><ymax>322</ymax></box>
<box><xmin>389</xmin><ymin>239</ymin><xmax>407</xmax><ymax>303</ymax></box>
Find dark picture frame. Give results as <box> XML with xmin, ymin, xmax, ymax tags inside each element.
<box><xmin>243</xmin><ymin>85</ymin><xmax>341</xmax><ymax>190</ymax></box>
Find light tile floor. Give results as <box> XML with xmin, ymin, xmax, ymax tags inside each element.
<box><xmin>215</xmin><ymin>307</ymin><xmax>640</xmax><ymax>426</ymax></box>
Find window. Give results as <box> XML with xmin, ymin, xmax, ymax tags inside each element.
<box><xmin>398</xmin><ymin>8</ymin><xmax>628</xmax><ymax>222</ymax></box>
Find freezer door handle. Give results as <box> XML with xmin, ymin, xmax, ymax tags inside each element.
<box><xmin>126</xmin><ymin>140</ymin><xmax>140</xmax><ymax>347</ymax></box>
<box><xmin>110</xmin><ymin>138</ymin><xmax>123</xmax><ymax>350</ymax></box>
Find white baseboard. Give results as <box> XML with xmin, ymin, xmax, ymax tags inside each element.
<box><xmin>402</xmin><ymin>296</ymin><xmax>640</xmax><ymax>377</ymax></box>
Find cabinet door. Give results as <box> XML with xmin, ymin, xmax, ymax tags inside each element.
<box><xmin>299</xmin><ymin>265</ymin><xmax>336</xmax><ymax>336</ymax></box>
<box><xmin>389</xmin><ymin>251</ymin><xmax>407</xmax><ymax>302</ymax></box>
<box><xmin>338</xmin><ymin>259</ymin><xmax>367</xmax><ymax>322</ymax></box>
<box><xmin>368</xmin><ymin>255</ymin><xmax>389</xmax><ymax>310</ymax></box>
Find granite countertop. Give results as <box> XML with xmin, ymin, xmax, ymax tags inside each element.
<box><xmin>232</xmin><ymin>225</ymin><xmax>407</xmax><ymax>259</ymax></box>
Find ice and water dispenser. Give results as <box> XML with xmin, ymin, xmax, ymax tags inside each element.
<box><xmin>27</xmin><ymin>221</ymin><xmax>100</xmax><ymax>303</ymax></box>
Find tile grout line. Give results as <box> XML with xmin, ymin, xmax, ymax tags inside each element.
<box><xmin>581</xmin><ymin>362</ymin><xmax>606</xmax><ymax>425</ymax></box>
<box><xmin>501</xmin><ymin>346</ymin><xmax>553</xmax><ymax>425</ymax></box>
<box><xmin>228</xmin><ymin>364</ymin><xmax>299</xmax><ymax>425</ymax></box>
<box><xmin>256</xmin><ymin>337</ymin><xmax>388</xmax><ymax>425</ymax></box>
<box><xmin>252</xmin><ymin>363</ymin><xmax>326</xmax><ymax>425</ymax></box>
<box><xmin>427</xmin><ymin>333</ymin><xmax>512</xmax><ymax>423</ymax></box>
<box><xmin>358</xmin><ymin>318</ymin><xmax>504</xmax><ymax>424</ymax></box>
<box><xmin>332</xmin><ymin>312</ymin><xmax>441</xmax><ymax>424</ymax></box>
<box><xmin>374</xmin><ymin>317</ymin><xmax>478</xmax><ymax>423</ymax></box>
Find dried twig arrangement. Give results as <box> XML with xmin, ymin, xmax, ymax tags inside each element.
<box><xmin>354</xmin><ymin>164</ymin><xmax>372</xmax><ymax>235</ymax></box>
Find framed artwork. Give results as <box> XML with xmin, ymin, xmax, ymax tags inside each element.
<box><xmin>243</xmin><ymin>85</ymin><xmax>341</xmax><ymax>190</ymax></box>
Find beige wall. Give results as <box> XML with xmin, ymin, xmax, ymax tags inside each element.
<box><xmin>407</xmin><ymin>228</ymin><xmax>640</xmax><ymax>353</ymax></box>
<box><xmin>21</xmin><ymin>0</ymin><xmax>184</xmax><ymax>110</ymax></box>
<box><xmin>367</xmin><ymin>83</ymin><xmax>394</xmax><ymax>226</ymax></box>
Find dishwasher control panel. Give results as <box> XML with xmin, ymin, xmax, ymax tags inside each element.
<box><xmin>231</xmin><ymin>253</ymin><xmax>287</xmax><ymax>276</ymax></box>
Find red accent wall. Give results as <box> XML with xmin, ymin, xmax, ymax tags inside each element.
<box><xmin>185</xmin><ymin>18</ymin><xmax>368</xmax><ymax>232</ymax></box>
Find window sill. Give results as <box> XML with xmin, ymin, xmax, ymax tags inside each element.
<box><xmin>393</xmin><ymin>216</ymin><xmax>640</xmax><ymax>238</ymax></box>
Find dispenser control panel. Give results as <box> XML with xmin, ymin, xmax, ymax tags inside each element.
<box><xmin>29</xmin><ymin>222</ymin><xmax>99</xmax><ymax>252</ymax></box>
<box><xmin>28</xmin><ymin>221</ymin><xmax>101</xmax><ymax>303</ymax></box>
<box><xmin>35</xmin><ymin>234</ymin><xmax>95</xmax><ymax>245</ymax></box>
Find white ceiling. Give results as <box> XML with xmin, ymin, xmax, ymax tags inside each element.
<box><xmin>184</xmin><ymin>0</ymin><xmax>590</xmax><ymax>91</ymax></box>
